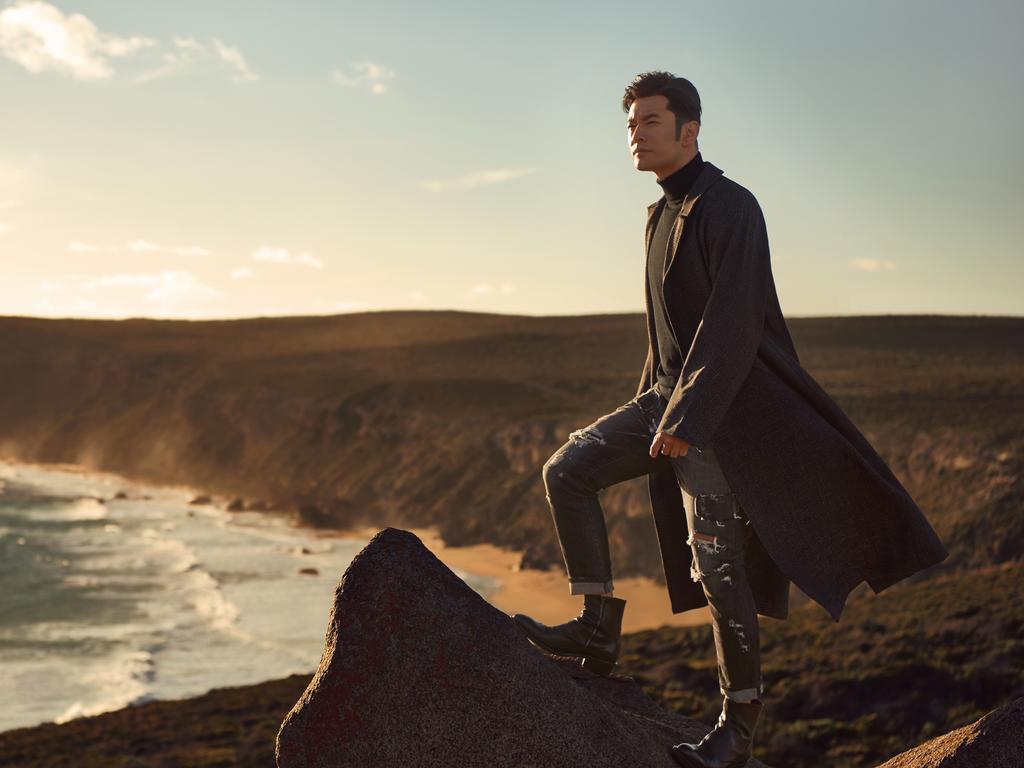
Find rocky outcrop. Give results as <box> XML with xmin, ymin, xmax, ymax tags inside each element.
<box><xmin>875</xmin><ymin>695</ymin><xmax>1024</xmax><ymax>767</ymax></box>
<box><xmin>275</xmin><ymin>527</ymin><xmax>773</xmax><ymax>768</ymax></box>
<box><xmin>0</xmin><ymin>526</ymin><xmax>1018</xmax><ymax>767</ymax></box>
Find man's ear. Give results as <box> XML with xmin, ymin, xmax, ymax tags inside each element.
<box><xmin>688</xmin><ymin>121</ymin><xmax>700</xmax><ymax>146</ymax></box>
<box><xmin>678</xmin><ymin>120</ymin><xmax>699</xmax><ymax>149</ymax></box>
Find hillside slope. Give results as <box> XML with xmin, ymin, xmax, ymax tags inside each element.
<box><xmin>0</xmin><ymin>311</ymin><xmax>1020</xmax><ymax>595</ymax></box>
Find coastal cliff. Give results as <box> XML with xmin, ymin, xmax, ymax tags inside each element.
<box><xmin>0</xmin><ymin>311</ymin><xmax>1020</xmax><ymax>590</ymax></box>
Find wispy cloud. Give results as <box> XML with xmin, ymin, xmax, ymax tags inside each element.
<box><xmin>66</xmin><ymin>240</ymin><xmax>99</xmax><ymax>252</ymax></box>
<box><xmin>80</xmin><ymin>270</ymin><xmax>223</xmax><ymax>304</ymax></box>
<box><xmin>35</xmin><ymin>270</ymin><xmax>223</xmax><ymax>317</ymax></box>
<box><xmin>850</xmin><ymin>258</ymin><xmax>897</xmax><ymax>272</ymax></box>
<box><xmin>0</xmin><ymin>221</ymin><xmax>11</xmax><ymax>235</ymax></box>
<box><xmin>65</xmin><ymin>239</ymin><xmax>211</xmax><ymax>255</ymax></box>
<box><xmin>127</xmin><ymin>239</ymin><xmax>159</xmax><ymax>253</ymax></box>
<box><xmin>172</xmin><ymin>244</ymin><xmax>211</xmax><ymax>256</ymax></box>
<box><xmin>143</xmin><ymin>271</ymin><xmax>222</xmax><ymax>304</ymax></box>
<box><xmin>0</xmin><ymin>4</ymin><xmax>255</xmax><ymax>85</ymax></box>
<box><xmin>31</xmin><ymin>296</ymin><xmax>125</xmax><ymax>318</ymax></box>
<box><xmin>208</xmin><ymin>38</ymin><xmax>257</xmax><ymax>83</ymax></box>
<box><xmin>0</xmin><ymin>0</ymin><xmax>156</xmax><ymax>80</ymax></box>
<box><xmin>251</xmin><ymin>246</ymin><xmax>324</xmax><ymax>269</ymax></box>
<box><xmin>82</xmin><ymin>273</ymin><xmax>164</xmax><ymax>288</ymax></box>
<box><xmin>230</xmin><ymin>267</ymin><xmax>255</xmax><ymax>280</ymax></box>
<box><xmin>419</xmin><ymin>168</ymin><xmax>537</xmax><ymax>193</ymax></box>
<box><xmin>471</xmin><ymin>282</ymin><xmax>516</xmax><ymax>295</ymax></box>
<box><xmin>330</xmin><ymin>61</ymin><xmax>395</xmax><ymax>94</ymax></box>
<box><xmin>133</xmin><ymin>35</ymin><xmax>258</xmax><ymax>84</ymax></box>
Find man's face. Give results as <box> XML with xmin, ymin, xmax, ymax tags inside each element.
<box><xmin>626</xmin><ymin>94</ymin><xmax>698</xmax><ymax>178</ymax></box>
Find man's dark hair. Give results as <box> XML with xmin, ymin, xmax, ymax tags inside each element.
<box><xmin>622</xmin><ymin>71</ymin><xmax>701</xmax><ymax>142</ymax></box>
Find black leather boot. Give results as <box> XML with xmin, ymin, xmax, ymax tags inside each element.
<box><xmin>670</xmin><ymin>696</ymin><xmax>764</xmax><ymax>768</ymax></box>
<box><xmin>511</xmin><ymin>594</ymin><xmax>626</xmax><ymax>675</ymax></box>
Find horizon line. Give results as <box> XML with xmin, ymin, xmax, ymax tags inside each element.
<box><xmin>1</xmin><ymin>309</ymin><xmax>1022</xmax><ymax>324</ymax></box>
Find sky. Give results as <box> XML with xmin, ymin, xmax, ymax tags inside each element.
<box><xmin>0</xmin><ymin>0</ymin><xmax>1021</xmax><ymax>320</ymax></box>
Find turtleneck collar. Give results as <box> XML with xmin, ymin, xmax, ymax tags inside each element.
<box><xmin>656</xmin><ymin>151</ymin><xmax>703</xmax><ymax>207</ymax></box>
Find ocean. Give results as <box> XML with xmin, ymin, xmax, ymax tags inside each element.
<box><xmin>0</xmin><ymin>460</ymin><xmax>501</xmax><ymax>733</ymax></box>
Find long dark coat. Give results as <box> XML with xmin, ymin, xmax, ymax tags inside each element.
<box><xmin>638</xmin><ymin>160</ymin><xmax>948</xmax><ymax>622</ymax></box>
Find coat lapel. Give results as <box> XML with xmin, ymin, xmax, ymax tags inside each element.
<box><xmin>644</xmin><ymin>161</ymin><xmax>726</xmax><ymax>281</ymax></box>
<box><xmin>644</xmin><ymin>200</ymin><xmax>660</xmax><ymax>262</ymax></box>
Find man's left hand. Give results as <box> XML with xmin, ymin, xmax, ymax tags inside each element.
<box><xmin>649</xmin><ymin>432</ymin><xmax>690</xmax><ymax>459</ymax></box>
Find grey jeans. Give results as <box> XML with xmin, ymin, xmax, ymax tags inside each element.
<box><xmin>542</xmin><ymin>385</ymin><xmax>764</xmax><ymax>703</ymax></box>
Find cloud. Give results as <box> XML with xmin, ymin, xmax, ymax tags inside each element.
<box><xmin>0</xmin><ymin>0</ymin><xmax>156</xmax><ymax>80</ymax></box>
<box><xmin>330</xmin><ymin>60</ymin><xmax>395</xmax><ymax>94</ymax></box>
<box><xmin>35</xmin><ymin>270</ymin><xmax>222</xmax><ymax>317</ymax></box>
<box><xmin>0</xmin><ymin>200</ymin><xmax>20</xmax><ymax>209</ymax></box>
<box><xmin>230</xmin><ymin>267</ymin><xmax>254</xmax><ymax>280</ymax></box>
<box><xmin>251</xmin><ymin>246</ymin><xmax>323</xmax><ymax>269</ymax></box>
<box><xmin>132</xmin><ymin>34</ymin><xmax>257</xmax><ymax>84</ymax></box>
<box><xmin>850</xmin><ymin>258</ymin><xmax>897</xmax><ymax>272</ymax></box>
<box><xmin>208</xmin><ymin>37</ymin><xmax>257</xmax><ymax>83</ymax></box>
<box><xmin>0</xmin><ymin>4</ymin><xmax>254</xmax><ymax>85</ymax></box>
<box><xmin>66</xmin><ymin>240</ymin><xmax>99</xmax><ymax>252</ymax></box>
<box><xmin>82</xmin><ymin>273</ymin><xmax>165</xmax><ymax>288</ymax></box>
<box><xmin>144</xmin><ymin>271</ymin><xmax>222</xmax><ymax>304</ymax></box>
<box><xmin>419</xmin><ymin>168</ymin><xmax>537</xmax><ymax>193</ymax></box>
<box><xmin>31</xmin><ymin>296</ymin><xmax>126</xmax><ymax>318</ymax></box>
<box><xmin>127</xmin><ymin>239</ymin><xmax>159</xmax><ymax>252</ymax></box>
<box><xmin>471</xmin><ymin>282</ymin><xmax>516</xmax><ymax>295</ymax></box>
<box><xmin>80</xmin><ymin>270</ymin><xmax>223</xmax><ymax>305</ymax></box>
<box><xmin>65</xmin><ymin>239</ymin><xmax>211</xmax><ymax>255</ymax></box>
<box><xmin>171</xmin><ymin>244</ymin><xmax>211</xmax><ymax>256</ymax></box>
<box><xmin>0</xmin><ymin>221</ymin><xmax>10</xmax><ymax>235</ymax></box>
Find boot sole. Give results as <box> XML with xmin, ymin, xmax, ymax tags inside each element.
<box><xmin>516</xmin><ymin>625</ymin><xmax>618</xmax><ymax>676</ymax></box>
<box><xmin>580</xmin><ymin>654</ymin><xmax>616</xmax><ymax>676</ymax></box>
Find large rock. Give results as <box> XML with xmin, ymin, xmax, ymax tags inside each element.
<box><xmin>876</xmin><ymin>695</ymin><xmax>1024</xmax><ymax>767</ymax></box>
<box><xmin>275</xmin><ymin>527</ymin><xmax>772</xmax><ymax>767</ymax></box>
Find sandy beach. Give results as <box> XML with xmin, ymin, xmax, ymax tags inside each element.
<box><xmin>314</xmin><ymin>524</ymin><xmax>712</xmax><ymax>633</ymax></box>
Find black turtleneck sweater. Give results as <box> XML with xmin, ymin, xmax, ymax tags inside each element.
<box><xmin>648</xmin><ymin>151</ymin><xmax>704</xmax><ymax>402</ymax></box>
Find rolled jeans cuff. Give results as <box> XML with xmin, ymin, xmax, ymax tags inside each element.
<box><xmin>569</xmin><ymin>577</ymin><xmax>614</xmax><ymax>595</ymax></box>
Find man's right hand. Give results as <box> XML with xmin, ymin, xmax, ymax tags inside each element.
<box><xmin>649</xmin><ymin>432</ymin><xmax>690</xmax><ymax>459</ymax></box>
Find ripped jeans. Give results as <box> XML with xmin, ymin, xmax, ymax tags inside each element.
<box><xmin>542</xmin><ymin>385</ymin><xmax>764</xmax><ymax>703</ymax></box>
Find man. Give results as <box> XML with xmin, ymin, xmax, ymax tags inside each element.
<box><xmin>511</xmin><ymin>71</ymin><xmax>948</xmax><ymax>768</ymax></box>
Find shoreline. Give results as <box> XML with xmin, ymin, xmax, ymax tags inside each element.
<box><xmin>314</xmin><ymin>524</ymin><xmax>711</xmax><ymax>633</ymax></box>
<box><xmin>0</xmin><ymin>456</ymin><xmax>710</xmax><ymax>634</ymax></box>
<box><xmin>0</xmin><ymin>456</ymin><xmax>228</xmax><ymax>504</ymax></box>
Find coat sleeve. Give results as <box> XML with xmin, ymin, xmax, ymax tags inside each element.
<box><xmin>656</xmin><ymin>190</ymin><xmax>771</xmax><ymax>448</ymax></box>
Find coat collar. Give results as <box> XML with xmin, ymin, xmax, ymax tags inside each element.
<box><xmin>645</xmin><ymin>161</ymin><xmax>725</xmax><ymax>280</ymax></box>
